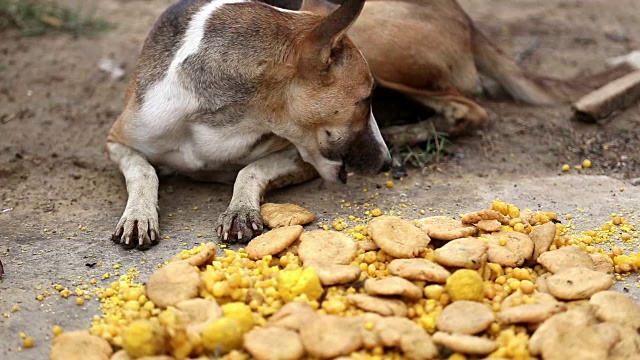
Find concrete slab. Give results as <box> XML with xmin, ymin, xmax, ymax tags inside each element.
<box><xmin>1</xmin><ymin>173</ymin><xmax>639</xmax><ymax>359</ymax></box>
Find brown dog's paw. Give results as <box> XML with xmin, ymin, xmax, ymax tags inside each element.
<box><xmin>216</xmin><ymin>205</ymin><xmax>263</xmax><ymax>244</ymax></box>
<box><xmin>111</xmin><ymin>207</ymin><xmax>159</xmax><ymax>250</ymax></box>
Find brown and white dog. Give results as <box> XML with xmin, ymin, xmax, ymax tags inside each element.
<box><xmin>107</xmin><ymin>0</ymin><xmax>391</xmax><ymax>249</ymax></box>
<box><xmin>294</xmin><ymin>0</ymin><xmax>556</xmax><ymax>136</ymax></box>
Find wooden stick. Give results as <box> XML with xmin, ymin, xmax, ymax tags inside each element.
<box><xmin>572</xmin><ymin>70</ymin><xmax>640</xmax><ymax>122</ymax></box>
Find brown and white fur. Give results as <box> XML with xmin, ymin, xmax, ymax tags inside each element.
<box><xmin>107</xmin><ymin>0</ymin><xmax>391</xmax><ymax>249</ymax></box>
<box><xmin>294</xmin><ymin>0</ymin><xmax>556</xmax><ymax>135</ymax></box>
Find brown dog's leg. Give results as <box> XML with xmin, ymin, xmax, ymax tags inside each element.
<box><xmin>107</xmin><ymin>142</ymin><xmax>159</xmax><ymax>250</ymax></box>
<box><xmin>377</xmin><ymin>78</ymin><xmax>488</xmax><ymax>136</ymax></box>
<box><xmin>217</xmin><ymin>147</ymin><xmax>317</xmax><ymax>243</ymax></box>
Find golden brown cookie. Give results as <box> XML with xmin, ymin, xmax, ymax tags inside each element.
<box><xmin>436</xmin><ymin>301</ymin><xmax>495</xmax><ymax>334</ymax></box>
<box><xmin>246</xmin><ymin>225</ymin><xmax>303</xmax><ymax>260</ymax></box>
<box><xmin>50</xmin><ymin>331</ymin><xmax>113</xmax><ymax>360</ymax></box>
<box><xmin>304</xmin><ymin>260</ymin><xmax>361</xmax><ymax>286</ymax></box>
<box><xmin>475</xmin><ymin>219</ymin><xmax>502</xmax><ymax>232</ymax></box>
<box><xmin>175</xmin><ymin>298</ymin><xmax>223</xmax><ymax>333</ymax></box>
<box><xmin>244</xmin><ymin>327</ymin><xmax>305</xmax><ymax>360</ymax></box>
<box><xmin>434</xmin><ymin>237</ymin><xmax>488</xmax><ymax>269</ymax></box>
<box><xmin>415</xmin><ymin>216</ymin><xmax>477</xmax><ymax>240</ymax></box>
<box><xmin>260</xmin><ymin>203</ymin><xmax>315</xmax><ymax>228</ymax></box>
<box><xmin>346</xmin><ymin>294</ymin><xmax>408</xmax><ymax>317</ymax></box>
<box><xmin>461</xmin><ymin>209</ymin><xmax>510</xmax><ymax>225</ymax></box>
<box><xmin>590</xmin><ymin>254</ymin><xmax>614</xmax><ymax>274</ymax></box>
<box><xmin>364</xmin><ymin>276</ymin><xmax>423</xmax><ymax>300</ymax></box>
<box><xmin>432</xmin><ymin>332</ymin><xmax>498</xmax><ymax>355</ymax></box>
<box><xmin>546</xmin><ymin>267</ymin><xmax>613</xmax><ymax>300</ymax></box>
<box><xmin>300</xmin><ymin>315</ymin><xmax>362</xmax><ymax>359</ymax></box>
<box><xmin>498</xmin><ymin>302</ymin><xmax>567</xmax><ymax>324</ymax></box>
<box><xmin>368</xmin><ymin>216</ymin><xmax>430</xmax><ymax>258</ymax></box>
<box><xmin>537</xmin><ymin>245</ymin><xmax>595</xmax><ymax>273</ymax></box>
<box><xmin>388</xmin><ymin>258</ymin><xmax>451</xmax><ymax>283</ymax></box>
<box><xmin>298</xmin><ymin>230</ymin><xmax>358</xmax><ymax>265</ymax></box>
<box><xmin>529</xmin><ymin>222</ymin><xmax>557</xmax><ymax>260</ymax></box>
<box><xmin>146</xmin><ymin>261</ymin><xmax>201</xmax><ymax>308</ymax></box>
<box><xmin>485</xmin><ymin>231</ymin><xmax>534</xmax><ymax>267</ymax></box>
<box><xmin>590</xmin><ymin>291</ymin><xmax>640</xmax><ymax>330</ymax></box>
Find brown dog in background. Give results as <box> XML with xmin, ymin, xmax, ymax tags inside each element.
<box><xmin>292</xmin><ymin>0</ymin><xmax>555</xmax><ymax>135</ymax></box>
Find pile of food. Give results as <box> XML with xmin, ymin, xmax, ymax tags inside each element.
<box><xmin>49</xmin><ymin>201</ymin><xmax>640</xmax><ymax>360</ymax></box>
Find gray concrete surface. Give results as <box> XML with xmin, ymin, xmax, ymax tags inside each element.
<box><xmin>1</xmin><ymin>173</ymin><xmax>639</xmax><ymax>359</ymax></box>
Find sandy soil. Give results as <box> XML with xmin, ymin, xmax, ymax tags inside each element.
<box><xmin>0</xmin><ymin>0</ymin><xmax>639</xmax><ymax>358</ymax></box>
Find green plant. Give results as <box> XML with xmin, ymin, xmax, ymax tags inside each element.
<box><xmin>0</xmin><ymin>0</ymin><xmax>113</xmax><ymax>37</ymax></box>
<box><xmin>398</xmin><ymin>123</ymin><xmax>450</xmax><ymax>168</ymax></box>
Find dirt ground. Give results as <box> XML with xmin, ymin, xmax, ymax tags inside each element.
<box><xmin>1</xmin><ymin>0</ymin><xmax>640</xmax><ymax>358</ymax></box>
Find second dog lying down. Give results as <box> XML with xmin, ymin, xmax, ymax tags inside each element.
<box><xmin>107</xmin><ymin>0</ymin><xmax>391</xmax><ymax>249</ymax></box>
<box><xmin>296</xmin><ymin>0</ymin><xmax>555</xmax><ymax>135</ymax></box>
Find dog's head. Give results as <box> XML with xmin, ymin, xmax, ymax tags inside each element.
<box><xmin>271</xmin><ymin>0</ymin><xmax>391</xmax><ymax>183</ymax></box>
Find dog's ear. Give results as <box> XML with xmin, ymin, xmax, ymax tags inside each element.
<box><xmin>296</xmin><ymin>0</ymin><xmax>365</xmax><ymax>77</ymax></box>
<box><xmin>299</xmin><ymin>0</ymin><xmax>338</xmax><ymax>16</ymax></box>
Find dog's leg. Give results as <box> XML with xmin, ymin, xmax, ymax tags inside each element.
<box><xmin>217</xmin><ymin>147</ymin><xmax>317</xmax><ymax>243</ymax></box>
<box><xmin>375</xmin><ymin>78</ymin><xmax>488</xmax><ymax>136</ymax></box>
<box><xmin>409</xmin><ymin>94</ymin><xmax>488</xmax><ymax>136</ymax></box>
<box><xmin>107</xmin><ymin>142</ymin><xmax>159</xmax><ymax>250</ymax></box>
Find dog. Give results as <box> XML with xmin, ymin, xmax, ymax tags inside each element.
<box><xmin>107</xmin><ymin>0</ymin><xmax>391</xmax><ymax>249</ymax></box>
<box><xmin>292</xmin><ymin>0</ymin><xmax>555</xmax><ymax>135</ymax></box>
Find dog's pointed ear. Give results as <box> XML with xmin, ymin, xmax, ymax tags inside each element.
<box><xmin>299</xmin><ymin>0</ymin><xmax>338</xmax><ymax>16</ymax></box>
<box><xmin>296</xmin><ymin>0</ymin><xmax>365</xmax><ymax>77</ymax></box>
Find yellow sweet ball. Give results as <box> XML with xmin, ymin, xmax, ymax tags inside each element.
<box><xmin>23</xmin><ymin>337</ymin><xmax>35</xmax><ymax>348</ymax></box>
<box><xmin>445</xmin><ymin>269</ymin><xmax>484</xmax><ymax>302</ymax></box>
<box><xmin>582</xmin><ymin>159</ymin><xmax>592</xmax><ymax>168</ymax></box>
<box><xmin>221</xmin><ymin>302</ymin><xmax>254</xmax><ymax>333</ymax></box>
<box><xmin>122</xmin><ymin>319</ymin><xmax>165</xmax><ymax>358</ymax></box>
<box><xmin>277</xmin><ymin>267</ymin><xmax>323</xmax><ymax>301</ymax></box>
<box><xmin>202</xmin><ymin>317</ymin><xmax>244</xmax><ymax>354</ymax></box>
<box><xmin>561</xmin><ymin>164</ymin><xmax>570</xmax><ymax>172</ymax></box>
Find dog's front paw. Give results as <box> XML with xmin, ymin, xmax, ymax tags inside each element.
<box><xmin>111</xmin><ymin>206</ymin><xmax>159</xmax><ymax>250</ymax></box>
<box><xmin>216</xmin><ymin>205</ymin><xmax>263</xmax><ymax>244</ymax></box>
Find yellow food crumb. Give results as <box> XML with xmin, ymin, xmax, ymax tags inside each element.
<box><xmin>582</xmin><ymin>159</ymin><xmax>592</xmax><ymax>168</ymax></box>
<box><xmin>561</xmin><ymin>164</ymin><xmax>570</xmax><ymax>172</ymax></box>
<box><xmin>52</xmin><ymin>326</ymin><xmax>63</xmax><ymax>336</ymax></box>
<box><xmin>23</xmin><ymin>337</ymin><xmax>34</xmax><ymax>349</ymax></box>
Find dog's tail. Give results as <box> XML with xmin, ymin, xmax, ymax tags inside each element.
<box><xmin>472</xmin><ymin>26</ymin><xmax>556</xmax><ymax>105</ymax></box>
